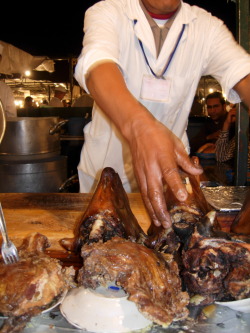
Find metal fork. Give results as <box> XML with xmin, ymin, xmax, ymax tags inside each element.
<box><xmin>0</xmin><ymin>203</ymin><xmax>19</xmax><ymax>264</ymax></box>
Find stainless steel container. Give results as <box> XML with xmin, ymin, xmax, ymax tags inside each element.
<box><xmin>0</xmin><ymin>156</ymin><xmax>67</xmax><ymax>193</ymax></box>
<box><xmin>0</xmin><ymin>117</ymin><xmax>67</xmax><ymax>160</ymax></box>
<box><xmin>0</xmin><ymin>117</ymin><xmax>69</xmax><ymax>192</ymax></box>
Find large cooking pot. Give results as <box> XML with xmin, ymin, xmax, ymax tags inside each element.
<box><xmin>0</xmin><ymin>117</ymin><xmax>67</xmax><ymax>160</ymax></box>
<box><xmin>0</xmin><ymin>155</ymin><xmax>67</xmax><ymax>193</ymax></box>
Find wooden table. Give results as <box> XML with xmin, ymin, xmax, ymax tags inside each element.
<box><xmin>0</xmin><ymin>193</ymin><xmax>151</xmax><ymax>265</ymax></box>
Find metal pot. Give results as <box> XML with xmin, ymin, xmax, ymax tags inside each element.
<box><xmin>0</xmin><ymin>156</ymin><xmax>68</xmax><ymax>193</ymax></box>
<box><xmin>0</xmin><ymin>117</ymin><xmax>67</xmax><ymax>160</ymax></box>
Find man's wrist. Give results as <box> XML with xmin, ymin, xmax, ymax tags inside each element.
<box><xmin>121</xmin><ymin>105</ymin><xmax>155</xmax><ymax>141</ymax></box>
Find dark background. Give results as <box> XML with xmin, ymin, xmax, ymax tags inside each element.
<box><xmin>0</xmin><ymin>0</ymin><xmax>237</xmax><ymax>59</ymax></box>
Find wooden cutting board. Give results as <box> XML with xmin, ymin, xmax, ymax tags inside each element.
<box><xmin>0</xmin><ymin>193</ymin><xmax>151</xmax><ymax>253</ymax></box>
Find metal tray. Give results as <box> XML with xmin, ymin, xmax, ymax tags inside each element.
<box><xmin>201</xmin><ymin>186</ymin><xmax>249</xmax><ymax>212</ymax></box>
<box><xmin>1</xmin><ymin>304</ymin><xmax>249</xmax><ymax>333</ymax></box>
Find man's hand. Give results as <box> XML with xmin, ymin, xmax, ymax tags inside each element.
<box><xmin>127</xmin><ymin>117</ymin><xmax>203</xmax><ymax>228</ymax></box>
<box><xmin>234</xmin><ymin>74</ymin><xmax>250</xmax><ymax>110</ymax></box>
<box><xmin>222</xmin><ymin>109</ymin><xmax>236</xmax><ymax>131</ymax></box>
<box><xmin>197</xmin><ymin>142</ymin><xmax>215</xmax><ymax>153</ymax></box>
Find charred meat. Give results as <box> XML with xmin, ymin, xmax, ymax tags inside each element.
<box><xmin>0</xmin><ymin>233</ymin><xmax>75</xmax><ymax>333</ymax></box>
<box><xmin>182</xmin><ymin>213</ymin><xmax>250</xmax><ymax>304</ymax></box>
<box><xmin>146</xmin><ymin>169</ymin><xmax>215</xmax><ymax>254</ymax></box>
<box><xmin>145</xmin><ymin>223</ymin><xmax>180</xmax><ymax>254</ymax></box>
<box><xmin>166</xmin><ymin>171</ymin><xmax>212</xmax><ymax>228</ymax></box>
<box><xmin>60</xmin><ymin>168</ymin><xmax>147</xmax><ymax>253</ymax></box>
<box><xmin>78</xmin><ymin>237</ymin><xmax>189</xmax><ymax>328</ymax></box>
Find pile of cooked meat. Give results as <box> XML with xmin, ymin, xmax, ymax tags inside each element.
<box><xmin>182</xmin><ymin>212</ymin><xmax>250</xmax><ymax>304</ymax></box>
<box><xmin>78</xmin><ymin>237</ymin><xmax>189</xmax><ymax>327</ymax></box>
<box><xmin>61</xmin><ymin>167</ymin><xmax>191</xmax><ymax>327</ymax></box>
<box><xmin>61</xmin><ymin>167</ymin><xmax>250</xmax><ymax>328</ymax></box>
<box><xmin>0</xmin><ymin>233</ymin><xmax>75</xmax><ymax>333</ymax></box>
<box><xmin>2</xmin><ymin>166</ymin><xmax>249</xmax><ymax>332</ymax></box>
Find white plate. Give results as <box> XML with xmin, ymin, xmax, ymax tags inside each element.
<box><xmin>60</xmin><ymin>284</ymin><xmax>153</xmax><ymax>333</ymax></box>
<box><xmin>216</xmin><ymin>298</ymin><xmax>250</xmax><ymax>313</ymax></box>
<box><xmin>42</xmin><ymin>291</ymin><xmax>67</xmax><ymax>313</ymax></box>
<box><xmin>0</xmin><ymin>314</ymin><xmax>7</xmax><ymax>319</ymax></box>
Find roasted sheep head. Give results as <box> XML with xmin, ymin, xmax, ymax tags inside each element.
<box><xmin>0</xmin><ymin>233</ymin><xmax>75</xmax><ymax>333</ymax></box>
<box><xmin>78</xmin><ymin>237</ymin><xmax>189</xmax><ymax>328</ymax></box>
<box><xmin>182</xmin><ymin>212</ymin><xmax>250</xmax><ymax>305</ymax></box>
<box><xmin>60</xmin><ymin>167</ymin><xmax>147</xmax><ymax>253</ymax></box>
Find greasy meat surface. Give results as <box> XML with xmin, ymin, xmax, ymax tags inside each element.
<box><xmin>224</xmin><ymin>262</ymin><xmax>250</xmax><ymax>300</ymax></box>
<box><xmin>146</xmin><ymin>169</ymin><xmax>215</xmax><ymax>254</ymax></box>
<box><xmin>0</xmin><ymin>233</ymin><xmax>75</xmax><ymax>333</ymax></box>
<box><xmin>60</xmin><ymin>167</ymin><xmax>147</xmax><ymax>253</ymax></box>
<box><xmin>165</xmin><ymin>171</ymin><xmax>212</xmax><ymax>226</ymax></box>
<box><xmin>145</xmin><ymin>224</ymin><xmax>180</xmax><ymax>254</ymax></box>
<box><xmin>78</xmin><ymin>237</ymin><xmax>189</xmax><ymax>327</ymax></box>
<box><xmin>182</xmin><ymin>216</ymin><xmax>250</xmax><ymax>304</ymax></box>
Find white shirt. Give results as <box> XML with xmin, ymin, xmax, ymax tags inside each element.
<box><xmin>72</xmin><ymin>94</ymin><xmax>94</xmax><ymax>108</ymax></box>
<box><xmin>48</xmin><ymin>97</ymin><xmax>64</xmax><ymax>107</ymax></box>
<box><xmin>74</xmin><ymin>0</ymin><xmax>250</xmax><ymax>193</ymax></box>
<box><xmin>0</xmin><ymin>81</ymin><xmax>17</xmax><ymax>117</ymax></box>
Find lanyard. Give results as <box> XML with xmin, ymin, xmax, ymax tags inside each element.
<box><xmin>137</xmin><ymin>23</ymin><xmax>186</xmax><ymax>79</ymax></box>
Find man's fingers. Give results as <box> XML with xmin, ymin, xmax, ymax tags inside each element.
<box><xmin>161</xmin><ymin>166</ymin><xmax>188</xmax><ymax>202</ymax></box>
<box><xmin>132</xmin><ymin>127</ymin><xmax>203</xmax><ymax>229</ymax></box>
<box><xmin>136</xmin><ymin>168</ymin><xmax>172</xmax><ymax>228</ymax></box>
<box><xmin>176</xmin><ymin>150</ymin><xmax>203</xmax><ymax>177</ymax></box>
<box><xmin>147</xmin><ymin>187</ymin><xmax>172</xmax><ymax>228</ymax></box>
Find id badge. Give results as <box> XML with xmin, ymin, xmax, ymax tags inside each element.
<box><xmin>140</xmin><ymin>75</ymin><xmax>171</xmax><ymax>102</ymax></box>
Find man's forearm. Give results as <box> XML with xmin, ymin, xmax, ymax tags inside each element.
<box><xmin>86</xmin><ymin>61</ymin><xmax>155</xmax><ymax>142</ymax></box>
<box><xmin>234</xmin><ymin>73</ymin><xmax>250</xmax><ymax>109</ymax></box>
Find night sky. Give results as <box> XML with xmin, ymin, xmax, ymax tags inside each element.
<box><xmin>0</xmin><ymin>0</ymin><xmax>236</xmax><ymax>59</ymax></box>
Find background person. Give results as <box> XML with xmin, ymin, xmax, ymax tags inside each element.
<box><xmin>48</xmin><ymin>86</ymin><xmax>67</xmax><ymax>107</ymax></box>
<box><xmin>189</xmin><ymin>92</ymin><xmax>229</xmax><ymax>154</ymax></box>
<box><xmin>74</xmin><ymin>0</ymin><xmax>250</xmax><ymax>228</ymax></box>
<box><xmin>215</xmin><ymin>107</ymin><xmax>250</xmax><ymax>185</ymax></box>
<box><xmin>215</xmin><ymin>107</ymin><xmax>250</xmax><ymax>163</ymax></box>
<box><xmin>24</xmin><ymin>96</ymin><xmax>37</xmax><ymax>110</ymax></box>
<box><xmin>21</xmin><ymin>96</ymin><xmax>38</xmax><ymax>116</ymax></box>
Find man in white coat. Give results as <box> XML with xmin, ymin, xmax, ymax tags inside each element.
<box><xmin>48</xmin><ymin>86</ymin><xmax>67</xmax><ymax>107</ymax></box>
<box><xmin>75</xmin><ymin>0</ymin><xmax>250</xmax><ymax>229</ymax></box>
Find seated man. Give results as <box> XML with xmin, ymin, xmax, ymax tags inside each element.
<box><xmin>189</xmin><ymin>92</ymin><xmax>229</xmax><ymax>155</ymax></box>
<box><xmin>216</xmin><ymin>107</ymin><xmax>250</xmax><ymax>162</ymax></box>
